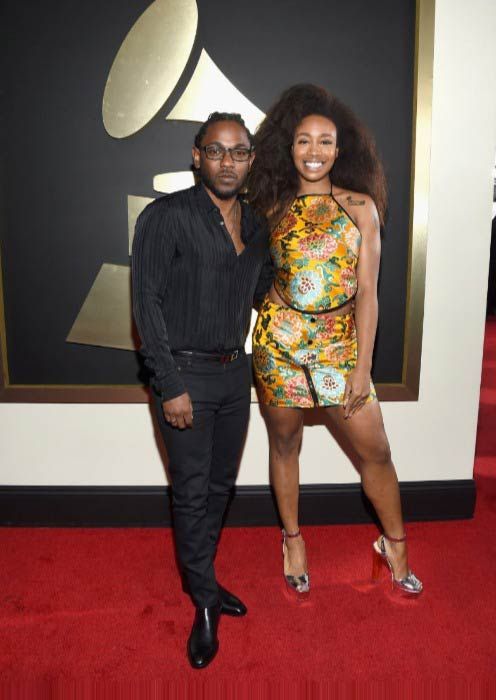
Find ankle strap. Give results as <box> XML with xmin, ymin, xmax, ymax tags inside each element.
<box><xmin>384</xmin><ymin>532</ymin><xmax>406</xmax><ymax>543</ymax></box>
<box><xmin>282</xmin><ymin>528</ymin><xmax>301</xmax><ymax>539</ymax></box>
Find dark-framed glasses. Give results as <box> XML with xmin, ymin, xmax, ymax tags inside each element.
<box><xmin>202</xmin><ymin>144</ymin><xmax>252</xmax><ymax>162</ymax></box>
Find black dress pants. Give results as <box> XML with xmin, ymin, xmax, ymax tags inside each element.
<box><xmin>153</xmin><ymin>352</ymin><xmax>251</xmax><ymax>608</ymax></box>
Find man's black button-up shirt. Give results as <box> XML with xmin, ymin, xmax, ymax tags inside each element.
<box><xmin>131</xmin><ymin>184</ymin><xmax>273</xmax><ymax>401</ymax></box>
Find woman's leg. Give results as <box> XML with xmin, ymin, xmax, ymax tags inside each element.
<box><xmin>324</xmin><ymin>400</ymin><xmax>409</xmax><ymax>579</ymax></box>
<box><xmin>263</xmin><ymin>405</ymin><xmax>307</xmax><ymax>577</ymax></box>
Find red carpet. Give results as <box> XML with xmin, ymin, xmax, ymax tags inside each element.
<box><xmin>1</xmin><ymin>322</ymin><xmax>495</xmax><ymax>687</ymax></box>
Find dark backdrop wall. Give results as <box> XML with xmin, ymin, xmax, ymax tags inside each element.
<box><xmin>1</xmin><ymin>0</ymin><xmax>415</xmax><ymax>387</ymax></box>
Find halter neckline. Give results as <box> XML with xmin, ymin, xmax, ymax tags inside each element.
<box><xmin>295</xmin><ymin>192</ymin><xmax>332</xmax><ymax>198</ymax></box>
<box><xmin>296</xmin><ymin>181</ymin><xmax>334</xmax><ymax>199</ymax></box>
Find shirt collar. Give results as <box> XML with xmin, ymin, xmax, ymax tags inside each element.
<box><xmin>194</xmin><ymin>182</ymin><xmax>251</xmax><ymax>216</ymax></box>
<box><xmin>194</xmin><ymin>182</ymin><xmax>261</xmax><ymax>242</ymax></box>
<box><xmin>194</xmin><ymin>183</ymin><xmax>219</xmax><ymax>212</ymax></box>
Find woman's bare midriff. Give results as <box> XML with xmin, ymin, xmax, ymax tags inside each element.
<box><xmin>268</xmin><ymin>284</ymin><xmax>354</xmax><ymax>317</ymax></box>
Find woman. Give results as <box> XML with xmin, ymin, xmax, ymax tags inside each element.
<box><xmin>249</xmin><ymin>84</ymin><xmax>422</xmax><ymax>598</ymax></box>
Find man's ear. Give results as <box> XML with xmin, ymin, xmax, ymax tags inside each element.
<box><xmin>192</xmin><ymin>146</ymin><xmax>200</xmax><ymax>169</ymax></box>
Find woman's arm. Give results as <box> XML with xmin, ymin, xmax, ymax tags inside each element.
<box><xmin>342</xmin><ymin>194</ymin><xmax>381</xmax><ymax>418</ymax></box>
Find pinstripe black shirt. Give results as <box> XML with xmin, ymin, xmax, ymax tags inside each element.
<box><xmin>132</xmin><ymin>184</ymin><xmax>273</xmax><ymax>401</ymax></box>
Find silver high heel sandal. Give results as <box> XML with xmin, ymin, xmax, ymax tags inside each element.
<box><xmin>282</xmin><ymin>529</ymin><xmax>310</xmax><ymax>599</ymax></box>
<box><xmin>372</xmin><ymin>532</ymin><xmax>423</xmax><ymax>595</ymax></box>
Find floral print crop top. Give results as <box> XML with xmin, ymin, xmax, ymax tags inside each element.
<box><xmin>271</xmin><ymin>194</ymin><xmax>361</xmax><ymax>313</ymax></box>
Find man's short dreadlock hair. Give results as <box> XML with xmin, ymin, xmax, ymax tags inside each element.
<box><xmin>194</xmin><ymin>112</ymin><xmax>253</xmax><ymax>149</ymax></box>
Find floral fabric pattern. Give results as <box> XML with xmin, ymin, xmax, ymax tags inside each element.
<box><xmin>253</xmin><ymin>298</ymin><xmax>376</xmax><ymax>408</ymax></box>
<box><xmin>299</xmin><ymin>232</ymin><xmax>338</xmax><ymax>260</ymax></box>
<box><xmin>271</xmin><ymin>194</ymin><xmax>361</xmax><ymax>313</ymax></box>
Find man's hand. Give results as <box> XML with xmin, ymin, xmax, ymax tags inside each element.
<box><xmin>162</xmin><ymin>392</ymin><xmax>193</xmax><ymax>429</ymax></box>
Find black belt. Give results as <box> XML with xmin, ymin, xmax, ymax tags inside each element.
<box><xmin>172</xmin><ymin>349</ymin><xmax>243</xmax><ymax>363</ymax></box>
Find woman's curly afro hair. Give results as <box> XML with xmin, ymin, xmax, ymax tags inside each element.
<box><xmin>248</xmin><ymin>84</ymin><xmax>387</xmax><ymax>228</ymax></box>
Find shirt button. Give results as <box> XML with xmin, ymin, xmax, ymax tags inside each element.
<box><xmin>308</xmin><ymin>340</ymin><xmax>313</xmax><ymax>345</ymax></box>
<box><xmin>310</xmin><ymin>317</ymin><xmax>316</xmax><ymax>323</ymax></box>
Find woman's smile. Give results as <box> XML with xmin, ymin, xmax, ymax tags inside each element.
<box><xmin>303</xmin><ymin>160</ymin><xmax>325</xmax><ymax>171</ymax></box>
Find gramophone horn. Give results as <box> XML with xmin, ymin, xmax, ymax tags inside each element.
<box><xmin>166</xmin><ymin>49</ymin><xmax>265</xmax><ymax>133</ymax></box>
<box><xmin>102</xmin><ymin>0</ymin><xmax>198</xmax><ymax>139</ymax></box>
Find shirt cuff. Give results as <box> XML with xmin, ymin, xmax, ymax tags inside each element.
<box><xmin>152</xmin><ymin>372</ymin><xmax>187</xmax><ymax>402</ymax></box>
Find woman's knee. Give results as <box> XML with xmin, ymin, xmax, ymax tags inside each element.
<box><xmin>358</xmin><ymin>436</ymin><xmax>391</xmax><ymax>466</ymax></box>
<box><xmin>268</xmin><ymin>422</ymin><xmax>303</xmax><ymax>458</ymax></box>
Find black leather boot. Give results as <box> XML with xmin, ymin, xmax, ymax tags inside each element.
<box><xmin>218</xmin><ymin>584</ymin><xmax>247</xmax><ymax>616</ymax></box>
<box><xmin>187</xmin><ymin>604</ymin><xmax>221</xmax><ymax>669</ymax></box>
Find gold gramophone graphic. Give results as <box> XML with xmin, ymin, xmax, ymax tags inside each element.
<box><xmin>66</xmin><ymin>0</ymin><xmax>264</xmax><ymax>352</ymax></box>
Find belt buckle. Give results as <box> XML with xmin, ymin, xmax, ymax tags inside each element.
<box><xmin>222</xmin><ymin>350</ymin><xmax>238</xmax><ymax>363</ymax></box>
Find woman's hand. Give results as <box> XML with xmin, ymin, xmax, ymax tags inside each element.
<box><xmin>343</xmin><ymin>368</ymin><xmax>371</xmax><ymax>419</ymax></box>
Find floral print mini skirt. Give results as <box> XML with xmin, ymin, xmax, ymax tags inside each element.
<box><xmin>252</xmin><ymin>297</ymin><xmax>376</xmax><ymax>408</ymax></box>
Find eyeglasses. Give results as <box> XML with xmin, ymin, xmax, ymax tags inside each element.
<box><xmin>201</xmin><ymin>144</ymin><xmax>252</xmax><ymax>162</ymax></box>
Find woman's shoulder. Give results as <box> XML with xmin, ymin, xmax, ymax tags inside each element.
<box><xmin>332</xmin><ymin>186</ymin><xmax>374</xmax><ymax>210</ymax></box>
<box><xmin>331</xmin><ymin>186</ymin><xmax>377</xmax><ymax>227</ymax></box>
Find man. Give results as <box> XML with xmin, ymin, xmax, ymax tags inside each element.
<box><xmin>132</xmin><ymin>112</ymin><xmax>272</xmax><ymax>669</ymax></box>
